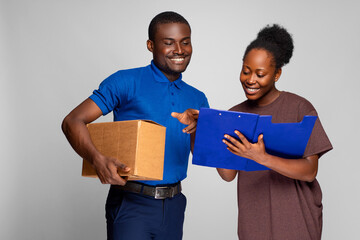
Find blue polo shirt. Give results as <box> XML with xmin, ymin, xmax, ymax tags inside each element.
<box><xmin>89</xmin><ymin>61</ymin><xmax>209</xmax><ymax>185</ymax></box>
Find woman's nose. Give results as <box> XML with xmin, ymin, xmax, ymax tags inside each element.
<box><xmin>247</xmin><ymin>74</ymin><xmax>256</xmax><ymax>84</ymax></box>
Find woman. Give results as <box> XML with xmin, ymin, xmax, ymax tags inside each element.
<box><xmin>217</xmin><ymin>24</ymin><xmax>332</xmax><ymax>240</ymax></box>
<box><xmin>172</xmin><ymin>24</ymin><xmax>332</xmax><ymax>239</ymax></box>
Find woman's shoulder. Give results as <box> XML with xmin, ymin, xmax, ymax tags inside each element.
<box><xmin>228</xmin><ymin>91</ymin><xmax>317</xmax><ymax>115</ymax></box>
<box><xmin>281</xmin><ymin>91</ymin><xmax>317</xmax><ymax>115</ymax></box>
<box><xmin>280</xmin><ymin>91</ymin><xmax>307</xmax><ymax>101</ymax></box>
<box><xmin>229</xmin><ymin>101</ymin><xmax>249</xmax><ymax>112</ymax></box>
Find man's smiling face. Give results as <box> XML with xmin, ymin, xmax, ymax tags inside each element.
<box><xmin>147</xmin><ymin>23</ymin><xmax>192</xmax><ymax>82</ymax></box>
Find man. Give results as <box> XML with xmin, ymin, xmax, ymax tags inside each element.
<box><xmin>62</xmin><ymin>11</ymin><xmax>208</xmax><ymax>240</ymax></box>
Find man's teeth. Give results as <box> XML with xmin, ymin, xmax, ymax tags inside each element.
<box><xmin>247</xmin><ymin>88</ymin><xmax>259</xmax><ymax>92</ymax></box>
<box><xmin>172</xmin><ymin>58</ymin><xmax>184</xmax><ymax>62</ymax></box>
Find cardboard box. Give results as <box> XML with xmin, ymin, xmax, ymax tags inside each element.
<box><xmin>82</xmin><ymin>120</ymin><xmax>166</xmax><ymax>181</ymax></box>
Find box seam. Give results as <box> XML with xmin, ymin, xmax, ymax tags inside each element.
<box><xmin>134</xmin><ymin>121</ymin><xmax>142</xmax><ymax>176</ymax></box>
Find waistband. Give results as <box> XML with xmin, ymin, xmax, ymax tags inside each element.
<box><xmin>112</xmin><ymin>181</ymin><xmax>182</xmax><ymax>199</ymax></box>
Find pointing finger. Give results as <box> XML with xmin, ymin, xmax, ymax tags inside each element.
<box><xmin>171</xmin><ymin>112</ymin><xmax>180</xmax><ymax>118</ymax></box>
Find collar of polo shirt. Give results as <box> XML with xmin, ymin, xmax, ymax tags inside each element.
<box><xmin>150</xmin><ymin>61</ymin><xmax>183</xmax><ymax>89</ymax></box>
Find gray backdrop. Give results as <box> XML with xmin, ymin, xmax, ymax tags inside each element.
<box><xmin>1</xmin><ymin>0</ymin><xmax>359</xmax><ymax>239</ymax></box>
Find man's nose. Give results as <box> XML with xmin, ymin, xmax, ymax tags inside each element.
<box><xmin>173</xmin><ymin>43</ymin><xmax>183</xmax><ymax>54</ymax></box>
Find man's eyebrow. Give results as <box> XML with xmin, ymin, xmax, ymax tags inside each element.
<box><xmin>162</xmin><ymin>37</ymin><xmax>191</xmax><ymax>41</ymax></box>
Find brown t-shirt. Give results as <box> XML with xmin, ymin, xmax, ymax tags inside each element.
<box><xmin>230</xmin><ymin>91</ymin><xmax>332</xmax><ymax>240</ymax></box>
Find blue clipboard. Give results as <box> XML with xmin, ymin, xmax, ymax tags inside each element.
<box><xmin>192</xmin><ymin>108</ymin><xmax>317</xmax><ymax>171</ymax></box>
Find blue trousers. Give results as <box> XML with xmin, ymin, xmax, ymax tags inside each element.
<box><xmin>106</xmin><ymin>185</ymin><xmax>187</xmax><ymax>240</ymax></box>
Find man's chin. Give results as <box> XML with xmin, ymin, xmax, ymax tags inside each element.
<box><xmin>164</xmin><ymin>67</ymin><xmax>187</xmax><ymax>75</ymax></box>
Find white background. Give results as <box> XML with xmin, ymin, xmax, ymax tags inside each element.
<box><xmin>1</xmin><ymin>0</ymin><xmax>359</xmax><ymax>239</ymax></box>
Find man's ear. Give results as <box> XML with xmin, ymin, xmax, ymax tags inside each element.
<box><xmin>274</xmin><ymin>68</ymin><xmax>282</xmax><ymax>82</ymax></box>
<box><xmin>147</xmin><ymin>40</ymin><xmax>154</xmax><ymax>53</ymax></box>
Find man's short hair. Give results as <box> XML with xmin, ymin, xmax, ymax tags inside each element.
<box><xmin>148</xmin><ymin>11</ymin><xmax>191</xmax><ymax>41</ymax></box>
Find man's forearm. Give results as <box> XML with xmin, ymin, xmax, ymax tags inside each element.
<box><xmin>62</xmin><ymin>116</ymin><xmax>101</xmax><ymax>164</ymax></box>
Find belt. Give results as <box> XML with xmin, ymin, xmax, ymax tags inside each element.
<box><xmin>113</xmin><ymin>181</ymin><xmax>182</xmax><ymax>199</ymax></box>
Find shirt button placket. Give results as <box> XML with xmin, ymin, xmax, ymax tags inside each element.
<box><xmin>170</xmin><ymin>83</ymin><xmax>175</xmax><ymax>107</ymax></box>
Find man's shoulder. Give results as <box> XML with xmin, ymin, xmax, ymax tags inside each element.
<box><xmin>102</xmin><ymin>64</ymin><xmax>150</xmax><ymax>84</ymax></box>
<box><xmin>112</xmin><ymin>64</ymin><xmax>150</xmax><ymax>77</ymax></box>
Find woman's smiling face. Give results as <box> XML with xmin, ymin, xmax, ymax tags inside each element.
<box><xmin>240</xmin><ymin>48</ymin><xmax>282</xmax><ymax>106</ymax></box>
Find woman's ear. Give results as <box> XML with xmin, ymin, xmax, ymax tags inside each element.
<box><xmin>274</xmin><ymin>68</ymin><xmax>282</xmax><ymax>82</ymax></box>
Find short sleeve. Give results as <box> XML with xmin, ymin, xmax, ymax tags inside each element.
<box><xmin>200</xmin><ymin>93</ymin><xmax>210</xmax><ymax>108</ymax></box>
<box><xmin>301</xmin><ymin>102</ymin><xmax>333</xmax><ymax>158</ymax></box>
<box><xmin>89</xmin><ymin>71</ymin><xmax>131</xmax><ymax>115</ymax></box>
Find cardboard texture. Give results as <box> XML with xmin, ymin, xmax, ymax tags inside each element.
<box><xmin>82</xmin><ymin>120</ymin><xmax>166</xmax><ymax>180</ymax></box>
<box><xmin>193</xmin><ymin>108</ymin><xmax>317</xmax><ymax>171</ymax></box>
